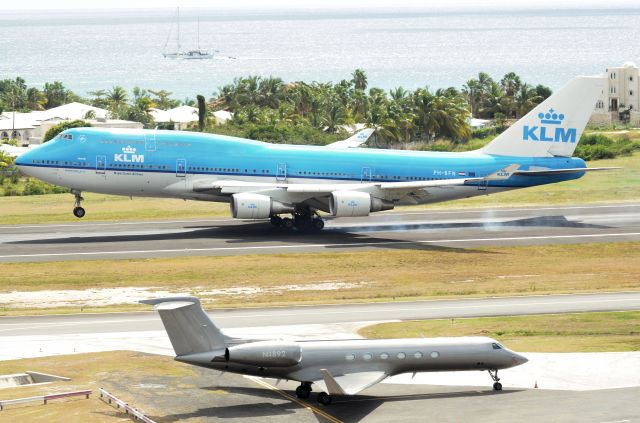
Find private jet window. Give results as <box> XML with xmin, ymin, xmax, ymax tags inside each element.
<box><xmin>414</xmin><ymin>352</ymin><xmax>423</xmax><ymax>359</ymax></box>
<box><xmin>492</xmin><ymin>343</ymin><xmax>503</xmax><ymax>350</ymax></box>
<box><xmin>363</xmin><ymin>353</ymin><xmax>372</xmax><ymax>361</ymax></box>
<box><xmin>380</xmin><ymin>353</ymin><xmax>389</xmax><ymax>360</ymax></box>
<box><xmin>430</xmin><ymin>351</ymin><xmax>440</xmax><ymax>358</ymax></box>
<box><xmin>345</xmin><ymin>354</ymin><xmax>355</xmax><ymax>361</ymax></box>
<box><xmin>397</xmin><ymin>352</ymin><xmax>406</xmax><ymax>359</ymax></box>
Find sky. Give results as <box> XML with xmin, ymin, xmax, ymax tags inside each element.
<box><xmin>2</xmin><ymin>0</ymin><xmax>640</xmax><ymax>10</ymax></box>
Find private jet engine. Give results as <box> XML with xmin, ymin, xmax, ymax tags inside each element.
<box><xmin>222</xmin><ymin>341</ymin><xmax>302</xmax><ymax>367</ymax></box>
<box><xmin>231</xmin><ymin>193</ymin><xmax>295</xmax><ymax>219</ymax></box>
<box><xmin>329</xmin><ymin>191</ymin><xmax>394</xmax><ymax>217</ymax></box>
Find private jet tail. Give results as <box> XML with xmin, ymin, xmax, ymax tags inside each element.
<box><xmin>140</xmin><ymin>297</ymin><xmax>232</xmax><ymax>356</ymax></box>
<box><xmin>478</xmin><ymin>75</ymin><xmax>606</xmax><ymax>157</ymax></box>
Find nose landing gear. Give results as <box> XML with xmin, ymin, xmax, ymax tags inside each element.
<box><xmin>72</xmin><ymin>190</ymin><xmax>86</xmax><ymax>218</ymax></box>
<box><xmin>488</xmin><ymin>369</ymin><xmax>502</xmax><ymax>391</ymax></box>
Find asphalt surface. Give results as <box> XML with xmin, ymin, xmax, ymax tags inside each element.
<box><xmin>99</xmin><ymin>362</ymin><xmax>640</xmax><ymax>423</ymax></box>
<box><xmin>1</xmin><ymin>292</ymin><xmax>639</xmax><ymax>337</ymax></box>
<box><xmin>1</xmin><ymin>202</ymin><xmax>639</xmax><ymax>262</ymax></box>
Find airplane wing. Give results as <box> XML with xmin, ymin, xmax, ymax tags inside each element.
<box><xmin>324</xmin><ymin>128</ymin><xmax>375</xmax><ymax>148</ymax></box>
<box><xmin>313</xmin><ymin>369</ymin><xmax>388</xmax><ymax>395</ymax></box>
<box><xmin>192</xmin><ymin>164</ymin><xmax>520</xmax><ymax>204</ymax></box>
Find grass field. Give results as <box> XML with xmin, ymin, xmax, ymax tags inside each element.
<box><xmin>359</xmin><ymin>311</ymin><xmax>640</xmax><ymax>352</ymax></box>
<box><xmin>1</xmin><ymin>242</ymin><xmax>639</xmax><ymax>315</ymax></box>
<box><xmin>0</xmin><ymin>351</ymin><xmax>195</xmax><ymax>423</ymax></box>
<box><xmin>0</xmin><ymin>153</ymin><xmax>638</xmax><ymax>225</ymax></box>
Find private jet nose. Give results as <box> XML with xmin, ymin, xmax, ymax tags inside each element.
<box><xmin>511</xmin><ymin>352</ymin><xmax>528</xmax><ymax>366</ymax></box>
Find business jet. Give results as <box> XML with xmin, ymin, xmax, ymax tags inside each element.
<box><xmin>15</xmin><ymin>75</ymin><xmax>613</xmax><ymax>231</ymax></box>
<box><xmin>142</xmin><ymin>297</ymin><xmax>528</xmax><ymax>405</ymax></box>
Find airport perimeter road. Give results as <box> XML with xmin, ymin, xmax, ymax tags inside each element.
<box><xmin>1</xmin><ymin>292</ymin><xmax>639</xmax><ymax>337</ymax></box>
<box><xmin>0</xmin><ymin>202</ymin><xmax>639</xmax><ymax>262</ymax></box>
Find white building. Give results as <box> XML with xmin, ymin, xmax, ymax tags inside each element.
<box><xmin>0</xmin><ymin>102</ymin><xmax>142</xmax><ymax>145</ymax></box>
<box><xmin>150</xmin><ymin>106</ymin><xmax>233</xmax><ymax>130</ymax></box>
<box><xmin>590</xmin><ymin>62</ymin><xmax>640</xmax><ymax>126</ymax></box>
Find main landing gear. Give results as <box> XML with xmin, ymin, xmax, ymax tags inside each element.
<box><xmin>317</xmin><ymin>392</ymin><xmax>332</xmax><ymax>406</ymax></box>
<box><xmin>270</xmin><ymin>206</ymin><xmax>324</xmax><ymax>232</ymax></box>
<box><xmin>71</xmin><ymin>190</ymin><xmax>86</xmax><ymax>218</ymax></box>
<box><xmin>488</xmin><ymin>369</ymin><xmax>502</xmax><ymax>391</ymax></box>
<box><xmin>295</xmin><ymin>382</ymin><xmax>312</xmax><ymax>399</ymax></box>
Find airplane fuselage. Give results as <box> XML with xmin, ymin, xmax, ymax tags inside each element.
<box><xmin>16</xmin><ymin>128</ymin><xmax>586</xmax><ymax>207</ymax></box>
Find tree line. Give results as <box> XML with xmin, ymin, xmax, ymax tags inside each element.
<box><xmin>1</xmin><ymin>70</ymin><xmax>552</xmax><ymax>145</ymax></box>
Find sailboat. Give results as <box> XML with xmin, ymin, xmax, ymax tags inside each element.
<box><xmin>163</xmin><ymin>8</ymin><xmax>212</xmax><ymax>60</ymax></box>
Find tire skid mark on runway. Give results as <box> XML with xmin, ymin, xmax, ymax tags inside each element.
<box><xmin>1</xmin><ymin>231</ymin><xmax>639</xmax><ymax>260</ymax></box>
<box><xmin>245</xmin><ymin>375</ymin><xmax>343</xmax><ymax>423</ymax></box>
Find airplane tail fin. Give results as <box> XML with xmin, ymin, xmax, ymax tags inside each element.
<box><xmin>141</xmin><ymin>297</ymin><xmax>231</xmax><ymax>356</ymax></box>
<box><xmin>478</xmin><ymin>75</ymin><xmax>606</xmax><ymax>157</ymax></box>
<box><xmin>325</xmin><ymin>128</ymin><xmax>375</xmax><ymax>148</ymax></box>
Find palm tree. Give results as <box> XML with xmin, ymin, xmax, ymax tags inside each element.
<box><xmin>107</xmin><ymin>86</ymin><xmax>129</xmax><ymax>109</ymax></box>
<box><xmin>43</xmin><ymin>81</ymin><xmax>69</xmax><ymax>109</ymax></box>
<box><xmin>258</xmin><ymin>76</ymin><xmax>284</xmax><ymax>109</ymax></box>
<box><xmin>515</xmin><ymin>83</ymin><xmax>543</xmax><ymax>118</ymax></box>
<box><xmin>351</xmin><ymin>68</ymin><xmax>368</xmax><ymax>91</ymax></box>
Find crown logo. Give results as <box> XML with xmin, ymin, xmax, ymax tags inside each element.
<box><xmin>122</xmin><ymin>145</ymin><xmax>136</xmax><ymax>154</ymax></box>
<box><xmin>538</xmin><ymin>108</ymin><xmax>565</xmax><ymax>125</ymax></box>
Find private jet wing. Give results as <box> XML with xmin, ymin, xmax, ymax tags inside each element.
<box><xmin>313</xmin><ymin>369</ymin><xmax>388</xmax><ymax>396</ymax></box>
<box><xmin>192</xmin><ymin>165</ymin><xmax>520</xmax><ymax>204</ymax></box>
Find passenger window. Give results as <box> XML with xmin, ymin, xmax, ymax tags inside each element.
<box><xmin>363</xmin><ymin>353</ymin><xmax>372</xmax><ymax>361</ymax></box>
<box><xmin>380</xmin><ymin>353</ymin><xmax>389</xmax><ymax>360</ymax></box>
<box><xmin>414</xmin><ymin>352</ymin><xmax>423</xmax><ymax>359</ymax></box>
<box><xmin>345</xmin><ymin>354</ymin><xmax>355</xmax><ymax>361</ymax></box>
<box><xmin>430</xmin><ymin>351</ymin><xmax>440</xmax><ymax>358</ymax></box>
<box><xmin>397</xmin><ymin>352</ymin><xmax>406</xmax><ymax>359</ymax></box>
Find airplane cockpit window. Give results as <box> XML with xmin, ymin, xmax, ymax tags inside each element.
<box><xmin>60</xmin><ymin>134</ymin><xmax>73</xmax><ymax>140</ymax></box>
<box><xmin>492</xmin><ymin>343</ymin><xmax>503</xmax><ymax>350</ymax></box>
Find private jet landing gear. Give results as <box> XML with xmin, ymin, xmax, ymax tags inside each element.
<box><xmin>71</xmin><ymin>190</ymin><xmax>85</xmax><ymax>218</ymax></box>
<box><xmin>295</xmin><ymin>382</ymin><xmax>312</xmax><ymax>399</ymax></box>
<box><xmin>317</xmin><ymin>391</ymin><xmax>332</xmax><ymax>405</ymax></box>
<box><xmin>488</xmin><ymin>369</ymin><xmax>502</xmax><ymax>391</ymax></box>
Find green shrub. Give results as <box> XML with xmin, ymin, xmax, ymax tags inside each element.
<box><xmin>43</xmin><ymin>120</ymin><xmax>92</xmax><ymax>143</ymax></box>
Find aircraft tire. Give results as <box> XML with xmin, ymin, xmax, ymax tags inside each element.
<box><xmin>281</xmin><ymin>217</ymin><xmax>294</xmax><ymax>230</ymax></box>
<box><xmin>311</xmin><ymin>218</ymin><xmax>324</xmax><ymax>231</ymax></box>
<box><xmin>296</xmin><ymin>385</ymin><xmax>311</xmax><ymax>399</ymax></box>
<box><xmin>270</xmin><ymin>216</ymin><xmax>282</xmax><ymax>227</ymax></box>
<box><xmin>317</xmin><ymin>392</ymin><xmax>332</xmax><ymax>405</ymax></box>
<box><xmin>493</xmin><ymin>382</ymin><xmax>502</xmax><ymax>391</ymax></box>
<box><xmin>73</xmin><ymin>207</ymin><xmax>86</xmax><ymax>218</ymax></box>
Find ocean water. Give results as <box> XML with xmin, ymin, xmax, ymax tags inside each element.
<box><xmin>1</xmin><ymin>7</ymin><xmax>640</xmax><ymax>99</ymax></box>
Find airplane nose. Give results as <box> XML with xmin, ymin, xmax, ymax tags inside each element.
<box><xmin>512</xmin><ymin>353</ymin><xmax>528</xmax><ymax>366</ymax></box>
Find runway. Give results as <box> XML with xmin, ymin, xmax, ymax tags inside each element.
<box><xmin>2</xmin><ymin>292</ymin><xmax>639</xmax><ymax>337</ymax></box>
<box><xmin>1</xmin><ymin>202</ymin><xmax>639</xmax><ymax>262</ymax></box>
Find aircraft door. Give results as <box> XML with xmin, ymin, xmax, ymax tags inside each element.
<box><xmin>145</xmin><ymin>133</ymin><xmax>156</xmax><ymax>152</ymax></box>
<box><xmin>96</xmin><ymin>155</ymin><xmax>106</xmax><ymax>175</ymax></box>
<box><xmin>361</xmin><ymin>167</ymin><xmax>372</xmax><ymax>182</ymax></box>
<box><xmin>276</xmin><ymin>163</ymin><xmax>287</xmax><ymax>182</ymax></box>
<box><xmin>176</xmin><ymin>159</ymin><xmax>186</xmax><ymax>177</ymax></box>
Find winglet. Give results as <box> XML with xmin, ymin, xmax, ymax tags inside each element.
<box><xmin>325</xmin><ymin>128</ymin><xmax>375</xmax><ymax>148</ymax></box>
<box><xmin>320</xmin><ymin>369</ymin><xmax>346</xmax><ymax>395</ymax></box>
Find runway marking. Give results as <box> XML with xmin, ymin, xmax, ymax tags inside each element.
<box><xmin>1</xmin><ymin>231</ymin><xmax>639</xmax><ymax>260</ymax></box>
<box><xmin>1</xmin><ymin>296</ymin><xmax>638</xmax><ymax>333</ymax></box>
<box><xmin>245</xmin><ymin>376</ymin><xmax>343</xmax><ymax>423</ymax></box>
<box><xmin>1</xmin><ymin>203</ymin><xmax>637</xmax><ymax>230</ymax></box>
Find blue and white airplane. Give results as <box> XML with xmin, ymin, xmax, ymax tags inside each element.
<box><xmin>15</xmin><ymin>75</ymin><xmax>613</xmax><ymax>230</ymax></box>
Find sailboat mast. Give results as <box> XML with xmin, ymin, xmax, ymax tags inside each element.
<box><xmin>177</xmin><ymin>7</ymin><xmax>181</xmax><ymax>52</ymax></box>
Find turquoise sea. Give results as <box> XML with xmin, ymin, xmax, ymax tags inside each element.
<box><xmin>1</xmin><ymin>7</ymin><xmax>639</xmax><ymax>99</ymax></box>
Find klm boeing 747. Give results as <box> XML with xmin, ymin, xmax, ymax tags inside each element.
<box><xmin>15</xmin><ymin>75</ymin><xmax>614</xmax><ymax>230</ymax></box>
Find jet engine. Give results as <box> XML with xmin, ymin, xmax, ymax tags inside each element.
<box><xmin>329</xmin><ymin>191</ymin><xmax>394</xmax><ymax>217</ymax></box>
<box><xmin>223</xmin><ymin>341</ymin><xmax>302</xmax><ymax>367</ymax></box>
<box><xmin>231</xmin><ymin>193</ymin><xmax>295</xmax><ymax>219</ymax></box>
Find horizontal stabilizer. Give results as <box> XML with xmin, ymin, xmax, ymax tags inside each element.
<box><xmin>315</xmin><ymin>369</ymin><xmax>387</xmax><ymax>395</ymax></box>
<box><xmin>325</xmin><ymin>128</ymin><xmax>375</xmax><ymax>148</ymax></box>
<box><xmin>513</xmin><ymin>167</ymin><xmax>621</xmax><ymax>176</ymax></box>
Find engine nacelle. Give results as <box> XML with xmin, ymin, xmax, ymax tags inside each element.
<box><xmin>231</xmin><ymin>193</ymin><xmax>294</xmax><ymax>219</ymax></box>
<box><xmin>224</xmin><ymin>341</ymin><xmax>302</xmax><ymax>367</ymax></box>
<box><xmin>329</xmin><ymin>191</ymin><xmax>394</xmax><ymax>217</ymax></box>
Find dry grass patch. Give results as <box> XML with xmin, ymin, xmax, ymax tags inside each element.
<box><xmin>359</xmin><ymin>311</ymin><xmax>640</xmax><ymax>352</ymax></box>
<box><xmin>1</xmin><ymin>242</ymin><xmax>639</xmax><ymax>315</ymax></box>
